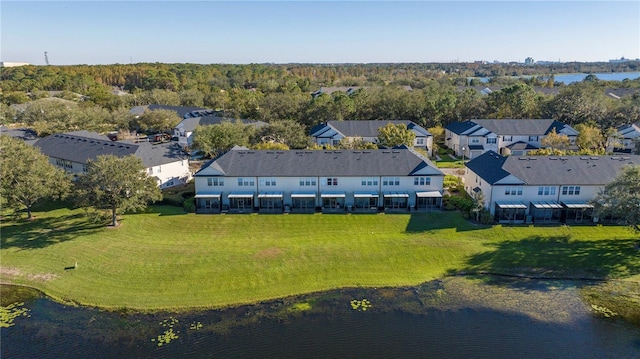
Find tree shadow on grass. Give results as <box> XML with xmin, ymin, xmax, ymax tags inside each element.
<box><xmin>405</xmin><ymin>212</ymin><xmax>488</xmax><ymax>233</ymax></box>
<box><xmin>451</xmin><ymin>235</ymin><xmax>640</xmax><ymax>290</ymax></box>
<box><xmin>0</xmin><ymin>213</ymin><xmax>104</xmax><ymax>250</ymax></box>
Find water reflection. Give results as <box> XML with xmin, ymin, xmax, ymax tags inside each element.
<box><xmin>2</xmin><ymin>278</ymin><xmax>639</xmax><ymax>359</ymax></box>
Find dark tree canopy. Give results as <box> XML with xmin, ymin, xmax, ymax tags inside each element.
<box><xmin>593</xmin><ymin>165</ymin><xmax>640</xmax><ymax>233</ymax></box>
<box><xmin>74</xmin><ymin>155</ymin><xmax>162</xmax><ymax>227</ymax></box>
<box><xmin>0</xmin><ymin>135</ymin><xmax>70</xmax><ymax>219</ymax></box>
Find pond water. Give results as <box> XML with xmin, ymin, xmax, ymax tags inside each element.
<box><xmin>2</xmin><ymin>278</ymin><xmax>639</xmax><ymax>359</ymax></box>
<box><xmin>471</xmin><ymin>71</ymin><xmax>640</xmax><ymax>84</ymax></box>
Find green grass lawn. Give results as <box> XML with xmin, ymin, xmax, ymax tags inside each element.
<box><xmin>435</xmin><ymin>154</ymin><xmax>465</xmax><ymax>168</ymax></box>
<box><xmin>1</xmin><ymin>204</ymin><xmax>638</xmax><ymax>311</ymax></box>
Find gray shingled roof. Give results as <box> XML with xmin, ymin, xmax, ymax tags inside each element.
<box><xmin>464</xmin><ymin>151</ymin><xmax>510</xmax><ymax>184</ymax></box>
<box><xmin>197</xmin><ymin>148</ymin><xmax>443</xmax><ymax>177</ymax></box>
<box><xmin>34</xmin><ymin>132</ymin><xmax>187</xmax><ymax>168</ymax></box>
<box><xmin>445</xmin><ymin>121</ymin><xmax>477</xmax><ymax>135</ymax></box>
<box><xmin>322</xmin><ymin>120</ymin><xmax>431</xmax><ymax>138</ymax></box>
<box><xmin>472</xmin><ymin>119</ymin><xmax>560</xmax><ymax>136</ymax></box>
<box><xmin>503</xmin><ymin>155</ymin><xmax>640</xmax><ymax>185</ymax></box>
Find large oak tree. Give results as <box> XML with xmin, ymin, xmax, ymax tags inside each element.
<box><xmin>593</xmin><ymin>165</ymin><xmax>640</xmax><ymax>233</ymax></box>
<box><xmin>0</xmin><ymin>135</ymin><xmax>70</xmax><ymax>219</ymax></box>
<box><xmin>74</xmin><ymin>155</ymin><xmax>162</xmax><ymax>227</ymax></box>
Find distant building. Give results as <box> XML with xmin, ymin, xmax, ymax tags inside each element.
<box><xmin>0</xmin><ymin>62</ymin><xmax>30</xmax><ymax>67</ymax></box>
<box><xmin>34</xmin><ymin>131</ymin><xmax>191</xmax><ymax>188</ymax></box>
<box><xmin>524</xmin><ymin>57</ymin><xmax>535</xmax><ymax>65</ymax></box>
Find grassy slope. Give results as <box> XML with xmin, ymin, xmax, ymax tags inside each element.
<box><xmin>1</xmin><ymin>205</ymin><xmax>638</xmax><ymax>310</ymax></box>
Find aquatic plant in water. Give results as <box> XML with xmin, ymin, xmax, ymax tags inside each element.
<box><xmin>151</xmin><ymin>317</ymin><xmax>179</xmax><ymax>346</ymax></box>
<box><xmin>350</xmin><ymin>299</ymin><xmax>372</xmax><ymax>311</ymax></box>
<box><xmin>591</xmin><ymin>304</ymin><xmax>618</xmax><ymax>318</ymax></box>
<box><xmin>0</xmin><ymin>302</ymin><xmax>31</xmax><ymax>328</ymax></box>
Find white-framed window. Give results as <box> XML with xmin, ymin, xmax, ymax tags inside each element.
<box><xmin>416</xmin><ymin>138</ymin><xmax>424</xmax><ymax>145</ymax></box>
<box><xmin>383</xmin><ymin>177</ymin><xmax>400</xmax><ymax>186</ymax></box>
<box><xmin>537</xmin><ymin>186</ymin><xmax>556</xmax><ymax>196</ymax></box>
<box><xmin>562</xmin><ymin>186</ymin><xmax>581</xmax><ymax>195</ymax></box>
<box><xmin>503</xmin><ymin>136</ymin><xmax>513</xmax><ymax>142</ymax></box>
<box><xmin>237</xmin><ymin>178</ymin><xmax>255</xmax><ymax>186</ymax></box>
<box><xmin>361</xmin><ymin>177</ymin><xmax>378</xmax><ymax>186</ymax></box>
<box><xmin>260</xmin><ymin>177</ymin><xmax>276</xmax><ymax>186</ymax></box>
<box><xmin>326</xmin><ymin>178</ymin><xmax>338</xmax><ymax>186</ymax></box>
<box><xmin>471</xmin><ymin>138</ymin><xmax>480</xmax><ymax>144</ymax></box>
<box><xmin>413</xmin><ymin>177</ymin><xmax>431</xmax><ymax>186</ymax></box>
<box><xmin>486</xmin><ymin>138</ymin><xmax>497</xmax><ymax>144</ymax></box>
<box><xmin>504</xmin><ymin>186</ymin><xmax>523</xmax><ymax>195</ymax></box>
<box><xmin>83</xmin><ymin>164</ymin><xmax>88</xmax><ymax>173</ymax></box>
<box><xmin>299</xmin><ymin>178</ymin><xmax>316</xmax><ymax>186</ymax></box>
<box><xmin>208</xmin><ymin>178</ymin><xmax>224</xmax><ymax>186</ymax></box>
<box><xmin>529</xmin><ymin>136</ymin><xmax>539</xmax><ymax>141</ymax></box>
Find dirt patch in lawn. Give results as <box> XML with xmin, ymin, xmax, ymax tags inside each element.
<box><xmin>0</xmin><ymin>267</ymin><xmax>57</xmax><ymax>282</ymax></box>
<box><xmin>254</xmin><ymin>247</ymin><xmax>284</xmax><ymax>259</ymax></box>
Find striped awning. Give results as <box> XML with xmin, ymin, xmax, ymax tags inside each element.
<box><xmin>228</xmin><ymin>192</ymin><xmax>254</xmax><ymax>199</ymax></box>
<box><xmin>416</xmin><ymin>191</ymin><xmax>443</xmax><ymax>198</ymax></box>
<box><xmin>496</xmin><ymin>202</ymin><xmax>527</xmax><ymax>209</ymax></box>
<box><xmin>291</xmin><ymin>192</ymin><xmax>316</xmax><ymax>198</ymax></box>
<box><xmin>531</xmin><ymin>201</ymin><xmax>563</xmax><ymax>209</ymax></box>
<box><xmin>194</xmin><ymin>193</ymin><xmax>221</xmax><ymax>199</ymax></box>
<box><xmin>383</xmin><ymin>192</ymin><xmax>409</xmax><ymax>198</ymax></box>
<box><xmin>562</xmin><ymin>201</ymin><xmax>594</xmax><ymax>209</ymax></box>
<box><xmin>354</xmin><ymin>191</ymin><xmax>379</xmax><ymax>198</ymax></box>
<box><xmin>258</xmin><ymin>192</ymin><xmax>283</xmax><ymax>198</ymax></box>
<box><xmin>321</xmin><ymin>192</ymin><xmax>346</xmax><ymax>198</ymax></box>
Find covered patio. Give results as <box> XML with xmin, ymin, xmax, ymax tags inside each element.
<box><xmin>195</xmin><ymin>193</ymin><xmax>222</xmax><ymax>214</ymax></box>
<box><xmin>530</xmin><ymin>201</ymin><xmax>563</xmax><ymax>223</ymax></box>
<box><xmin>353</xmin><ymin>192</ymin><xmax>379</xmax><ymax>213</ymax></box>
<box><xmin>321</xmin><ymin>191</ymin><xmax>346</xmax><ymax>213</ymax></box>
<box><xmin>383</xmin><ymin>192</ymin><xmax>409</xmax><ymax>212</ymax></box>
<box><xmin>258</xmin><ymin>192</ymin><xmax>284</xmax><ymax>213</ymax></box>
<box><xmin>227</xmin><ymin>192</ymin><xmax>255</xmax><ymax>213</ymax></box>
<box><xmin>494</xmin><ymin>202</ymin><xmax>527</xmax><ymax>224</ymax></box>
<box><xmin>562</xmin><ymin>201</ymin><xmax>594</xmax><ymax>224</ymax></box>
<box><xmin>415</xmin><ymin>191</ymin><xmax>442</xmax><ymax>211</ymax></box>
<box><xmin>291</xmin><ymin>192</ymin><xmax>317</xmax><ymax>213</ymax></box>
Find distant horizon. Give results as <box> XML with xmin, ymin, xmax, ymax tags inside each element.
<box><xmin>2</xmin><ymin>1</ymin><xmax>638</xmax><ymax>66</ymax></box>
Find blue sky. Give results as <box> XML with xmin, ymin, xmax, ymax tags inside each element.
<box><xmin>2</xmin><ymin>1</ymin><xmax>639</xmax><ymax>65</ymax></box>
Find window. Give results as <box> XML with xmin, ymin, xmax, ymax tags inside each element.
<box><xmin>157</xmin><ymin>166</ymin><xmax>161</xmax><ymax>173</ymax></box>
<box><xmin>504</xmin><ymin>186</ymin><xmax>523</xmax><ymax>196</ymax></box>
<box><xmin>486</xmin><ymin>138</ymin><xmax>497</xmax><ymax>144</ymax></box>
<box><xmin>529</xmin><ymin>136</ymin><xmax>539</xmax><ymax>141</ymax></box>
<box><xmin>503</xmin><ymin>136</ymin><xmax>513</xmax><ymax>142</ymax></box>
<box><xmin>361</xmin><ymin>177</ymin><xmax>378</xmax><ymax>186</ymax></box>
<box><xmin>208</xmin><ymin>178</ymin><xmax>223</xmax><ymax>186</ymax></box>
<box><xmin>383</xmin><ymin>177</ymin><xmax>400</xmax><ymax>186</ymax></box>
<box><xmin>55</xmin><ymin>158</ymin><xmax>73</xmax><ymax>169</ymax></box>
<box><xmin>413</xmin><ymin>177</ymin><xmax>431</xmax><ymax>186</ymax></box>
<box><xmin>237</xmin><ymin>178</ymin><xmax>255</xmax><ymax>187</ymax></box>
<box><xmin>537</xmin><ymin>186</ymin><xmax>556</xmax><ymax>196</ymax></box>
<box><xmin>562</xmin><ymin>186</ymin><xmax>581</xmax><ymax>195</ymax></box>
<box><xmin>326</xmin><ymin>178</ymin><xmax>338</xmax><ymax>186</ymax></box>
<box><xmin>83</xmin><ymin>164</ymin><xmax>88</xmax><ymax>173</ymax></box>
<box><xmin>299</xmin><ymin>178</ymin><xmax>316</xmax><ymax>186</ymax></box>
<box><xmin>471</xmin><ymin>138</ymin><xmax>480</xmax><ymax>144</ymax></box>
<box><xmin>260</xmin><ymin>178</ymin><xmax>276</xmax><ymax>186</ymax></box>
<box><xmin>416</xmin><ymin>138</ymin><xmax>424</xmax><ymax>145</ymax></box>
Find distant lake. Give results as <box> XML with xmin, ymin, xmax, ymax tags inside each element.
<box><xmin>472</xmin><ymin>71</ymin><xmax>640</xmax><ymax>84</ymax></box>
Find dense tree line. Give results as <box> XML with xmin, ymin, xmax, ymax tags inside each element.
<box><xmin>1</xmin><ymin>64</ymin><xmax>639</xmax><ymax>154</ymax></box>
